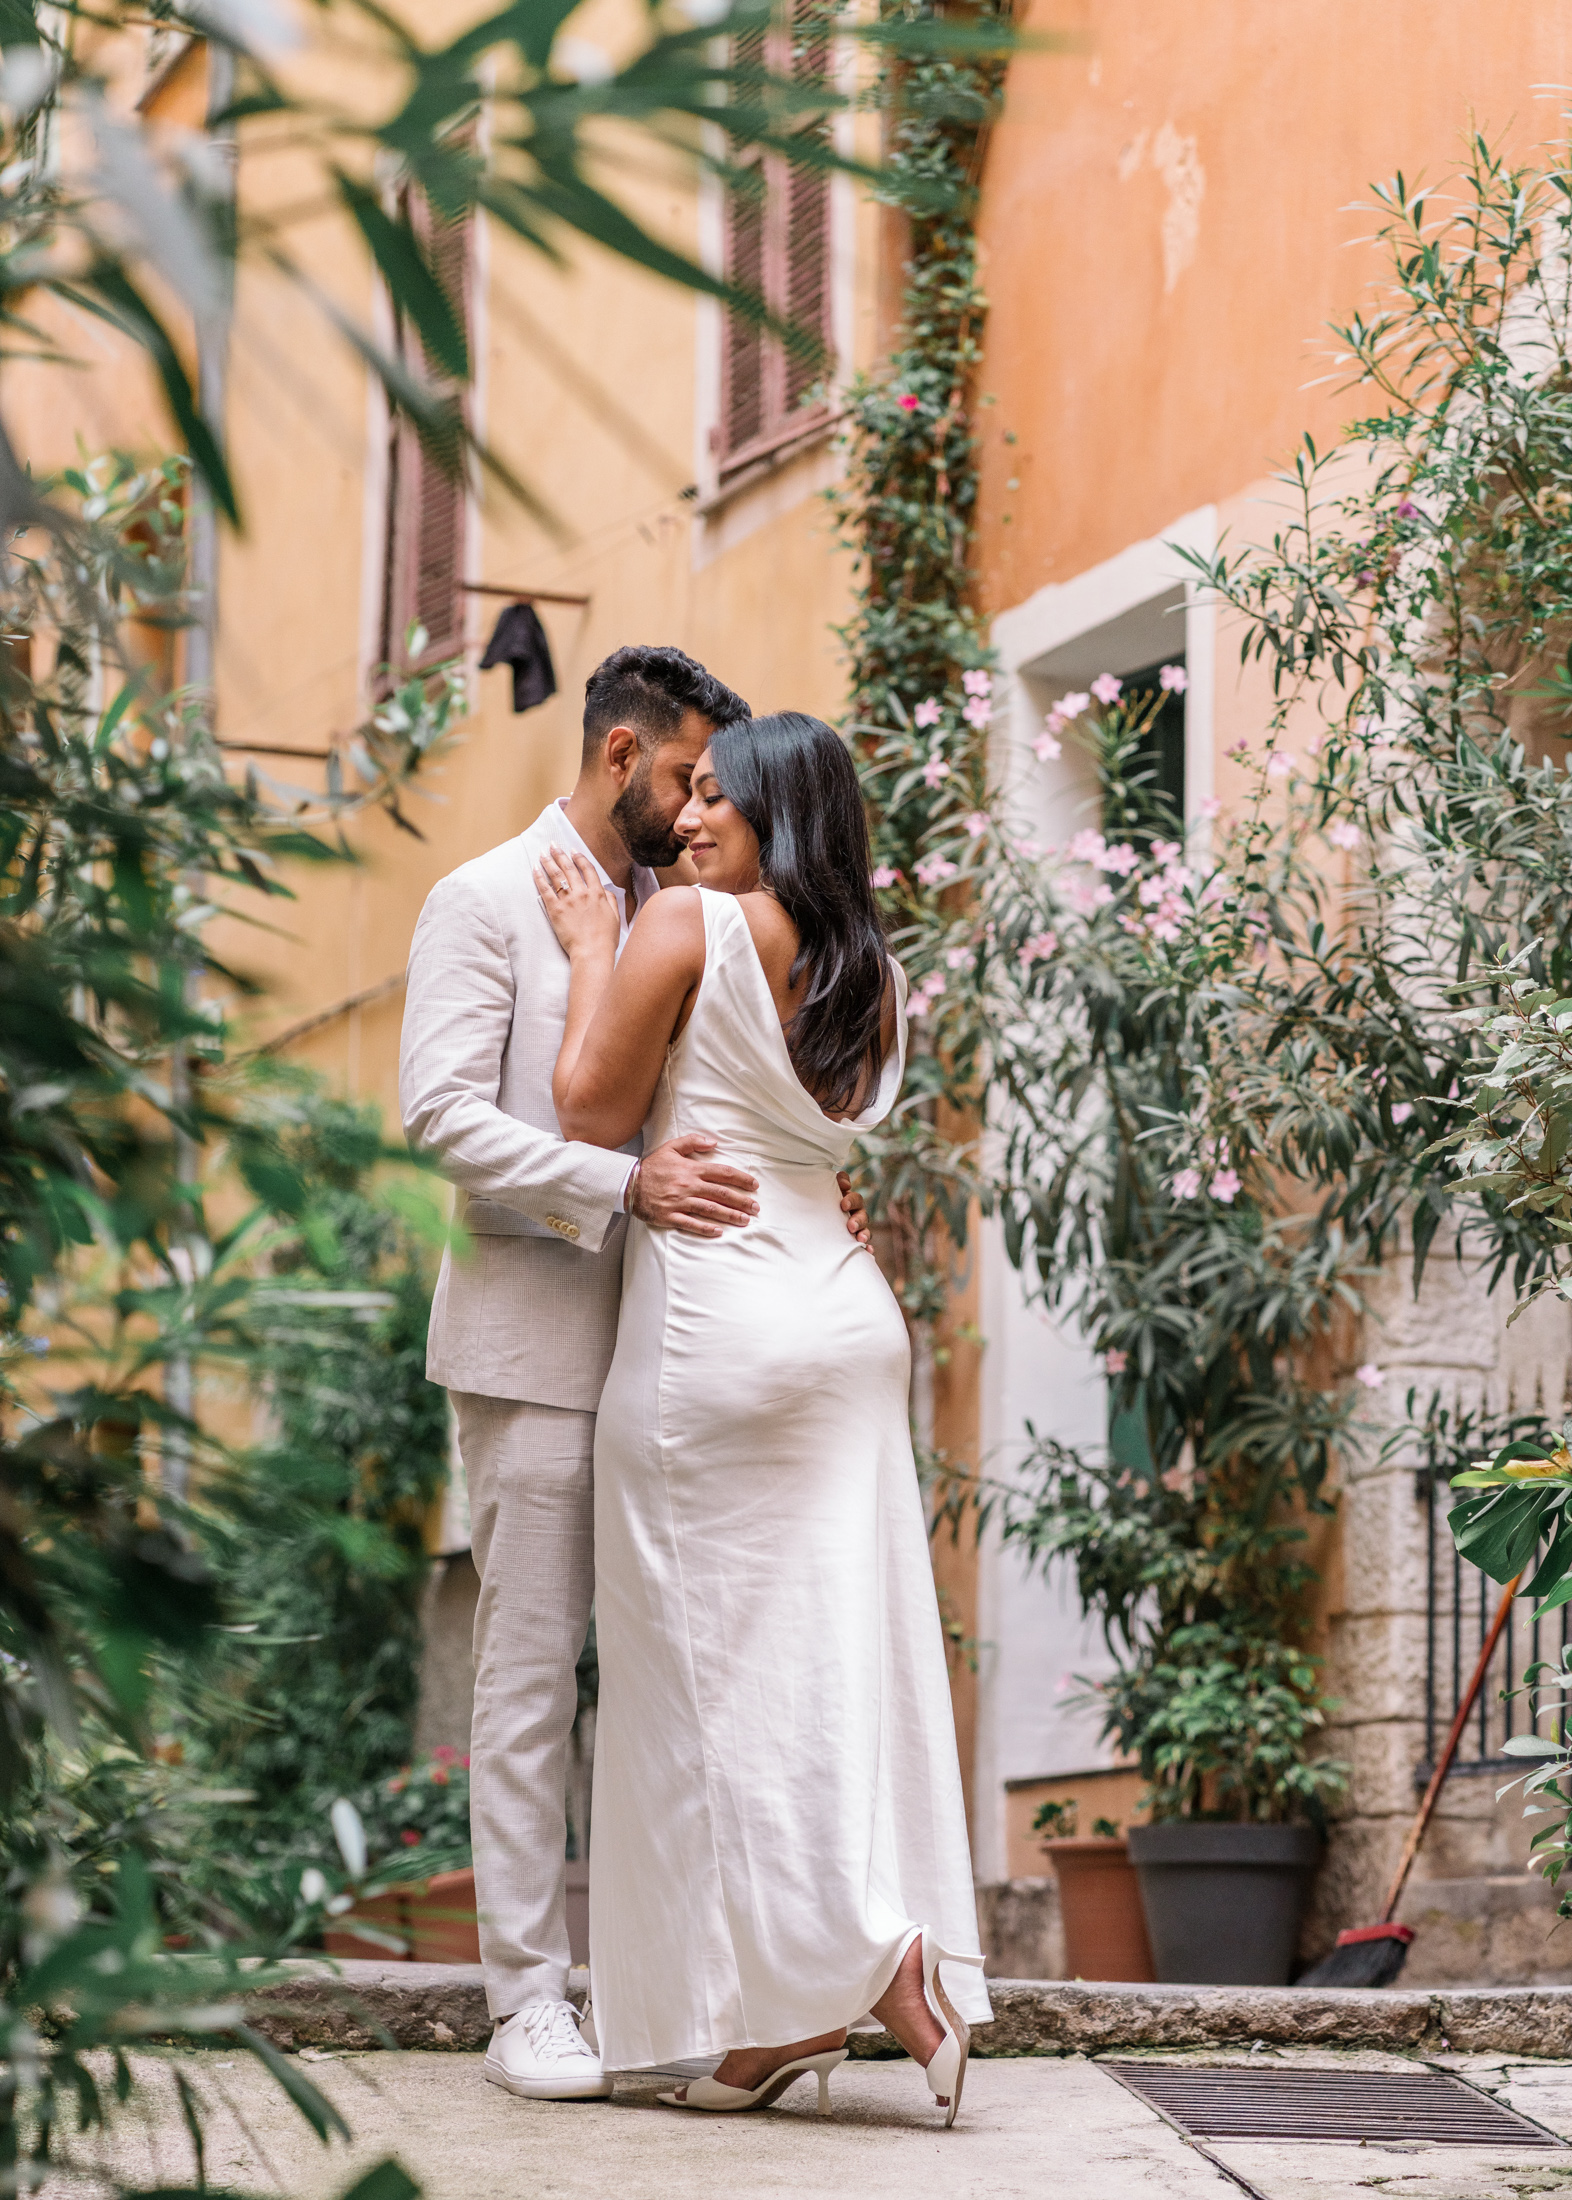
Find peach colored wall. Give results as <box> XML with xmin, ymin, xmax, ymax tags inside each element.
<box><xmin>974</xmin><ymin>0</ymin><xmax>1572</xmax><ymax>613</ymax></box>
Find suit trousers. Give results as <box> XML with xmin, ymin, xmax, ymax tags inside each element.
<box><xmin>453</xmin><ymin>1390</ymin><xmax>595</xmax><ymax>2018</ymax></box>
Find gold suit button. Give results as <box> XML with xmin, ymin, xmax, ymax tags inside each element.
<box><xmin>545</xmin><ymin>1215</ymin><xmax>580</xmax><ymax>1242</ymax></box>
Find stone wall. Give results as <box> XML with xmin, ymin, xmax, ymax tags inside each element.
<box><xmin>1308</xmin><ymin>1250</ymin><xmax>1572</xmax><ymax>1983</ymax></box>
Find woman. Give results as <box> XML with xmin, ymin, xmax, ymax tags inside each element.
<box><xmin>533</xmin><ymin>712</ymin><xmax>990</xmax><ymax>2124</ymax></box>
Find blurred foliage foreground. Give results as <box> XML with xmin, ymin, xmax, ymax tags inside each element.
<box><xmin>0</xmin><ymin>458</ymin><xmax>459</xmax><ymax>2197</ymax></box>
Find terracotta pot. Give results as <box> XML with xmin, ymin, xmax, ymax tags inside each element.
<box><xmin>323</xmin><ymin>1887</ymin><xmax>410</xmax><ymax>1959</ymax></box>
<box><xmin>1042</xmin><ymin>1837</ymin><xmax>1156</xmax><ymax>1982</ymax></box>
<box><xmin>1127</xmin><ymin>1822</ymin><xmax>1322</xmax><ymax>1985</ymax></box>
<box><xmin>408</xmin><ymin>1867</ymin><xmax>481</xmax><ymax>1964</ymax></box>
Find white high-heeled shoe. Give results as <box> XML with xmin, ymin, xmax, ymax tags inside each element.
<box><xmin>658</xmin><ymin>2047</ymin><xmax>847</xmax><ymax>2117</ymax></box>
<box><xmin>918</xmin><ymin>1931</ymin><xmax>986</xmax><ymax>2129</ymax></box>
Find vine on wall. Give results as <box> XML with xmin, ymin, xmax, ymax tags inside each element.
<box><xmin>831</xmin><ymin>0</ymin><xmax>1009</xmax><ymax>1335</ymax></box>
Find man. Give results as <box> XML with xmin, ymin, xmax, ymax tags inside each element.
<box><xmin>400</xmin><ymin>645</ymin><xmax>868</xmax><ymax>2102</ymax></box>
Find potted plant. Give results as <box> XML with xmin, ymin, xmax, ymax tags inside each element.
<box><xmin>1034</xmin><ymin>1799</ymin><xmax>1155</xmax><ymax>1982</ymax></box>
<box><xmin>322</xmin><ymin>1748</ymin><xmax>475</xmax><ymax>1959</ymax></box>
<box><xmin>1112</xmin><ymin>1624</ymin><xmax>1342</xmax><ymax>1984</ymax></box>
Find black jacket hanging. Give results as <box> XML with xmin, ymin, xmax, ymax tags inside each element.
<box><xmin>479</xmin><ymin>602</ymin><xmax>557</xmax><ymax>713</ymax></box>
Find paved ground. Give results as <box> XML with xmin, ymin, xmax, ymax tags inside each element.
<box><xmin>48</xmin><ymin>2045</ymin><xmax>1572</xmax><ymax>2200</ymax></box>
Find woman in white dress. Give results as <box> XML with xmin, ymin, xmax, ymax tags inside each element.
<box><xmin>533</xmin><ymin>711</ymin><xmax>990</xmax><ymax>2125</ymax></box>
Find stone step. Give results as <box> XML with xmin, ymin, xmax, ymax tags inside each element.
<box><xmin>243</xmin><ymin>1960</ymin><xmax>1572</xmax><ymax>2060</ymax></box>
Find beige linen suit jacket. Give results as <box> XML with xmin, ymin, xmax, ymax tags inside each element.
<box><xmin>400</xmin><ymin>801</ymin><xmax>655</xmax><ymax>1410</ymax></box>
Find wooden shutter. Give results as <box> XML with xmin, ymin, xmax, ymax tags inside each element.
<box><xmin>782</xmin><ymin>0</ymin><xmax>831</xmax><ymax>416</ymax></box>
<box><xmin>723</xmin><ymin>164</ymin><xmax>769</xmax><ymax>456</ymax></box>
<box><xmin>380</xmin><ymin>188</ymin><xmax>472</xmax><ymax>672</ymax></box>
<box><xmin>716</xmin><ymin>5</ymin><xmax>833</xmax><ymax>474</ymax></box>
<box><xmin>410</xmin><ymin>200</ymin><xmax>470</xmax><ymax>661</ymax></box>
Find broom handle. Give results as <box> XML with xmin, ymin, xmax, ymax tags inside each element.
<box><xmin>1378</xmin><ymin>1569</ymin><xmax>1523</xmax><ymax>1924</ymax></box>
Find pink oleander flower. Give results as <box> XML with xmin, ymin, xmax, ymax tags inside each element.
<box><xmin>1091</xmin><ymin>673</ymin><xmax>1123</xmax><ymax>706</ymax></box>
<box><xmin>1149</xmin><ymin>915</ymin><xmax>1184</xmax><ymax>943</ymax></box>
<box><xmin>1209</xmin><ymin>1167</ymin><xmax>1241</xmax><ymax>1204</ymax></box>
<box><xmin>1227</xmin><ymin>738</ymin><xmax>1251</xmax><ymax>759</ymax></box>
<box><xmin>914</xmin><ymin>697</ymin><xmax>942</xmax><ymax>729</ymax></box>
<box><xmin>1390</xmin><ymin>1102</ymin><xmax>1414</xmax><ymax>1125</ymax></box>
<box><xmin>1099</xmin><ymin>841</ymin><xmax>1140</xmax><ymax>876</ymax></box>
<box><xmin>1065</xmin><ymin>876</ymin><xmax>1115</xmax><ymax>915</ymax></box>
<box><xmin>1326</xmin><ymin>819</ymin><xmax>1360</xmax><ymax>851</ymax></box>
<box><xmin>1198</xmin><ymin>795</ymin><xmax>1223</xmax><ymax>820</ymax></box>
<box><xmin>963</xmin><ymin>811</ymin><xmax>989</xmax><ymax>838</ymax></box>
<box><xmin>946</xmin><ymin>945</ymin><xmax>977</xmax><ymax>970</ymax></box>
<box><xmin>1034</xmin><ymin>728</ymin><xmax>1063</xmax><ymax>763</ymax></box>
<box><xmin>1266</xmin><ymin>750</ymin><xmax>1294</xmax><ymax>780</ymax></box>
<box><xmin>1016</xmin><ymin>836</ymin><xmax>1042</xmax><ymax>858</ymax></box>
<box><xmin>914</xmin><ymin>853</ymin><xmax>958</xmax><ymax>886</ymax></box>
<box><xmin>1104</xmin><ymin>1348</ymin><xmax>1128</xmax><ymax>1375</ymax></box>
<box><xmin>1355</xmin><ymin>1363</ymin><xmax>1384</xmax><ymax>1389</ymax></box>
<box><xmin>1162</xmin><ymin>862</ymin><xmax>1194</xmax><ymax>891</ymax></box>
<box><xmin>1138</xmin><ymin>875</ymin><xmax>1167</xmax><ymax>907</ymax></box>
<box><xmin>1150</xmin><ymin>840</ymin><xmax>1181</xmax><ymax>867</ymax></box>
<box><xmin>1161</xmin><ymin>1464</ymin><xmax>1191</xmax><ymax>1494</ymax></box>
<box><xmin>1159</xmin><ymin>664</ymin><xmax>1188</xmax><ymax>693</ymax></box>
<box><xmin>897</xmin><ymin>393</ymin><xmax>921</xmax><ymax>413</ymax></box>
<box><xmin>1068</xmin><ymin>827</ymin><xmax>1107</xmax><ymax>865</ymax></box>
<box><xmin>962</xmin><ymin>695</ymin><xmax>993</xmax><ymax>729</ymax></box>
<box><xmin>1018</xmin><ymin>928</ymin><xmax>1058</xmax><ymax>966</ymax></box>
<box><xmin>1304</xmin><ymin>732</ymin><xmax>1324</xmax><ymax>756</ymax></box>
<box><xmin>962</xmin><ymin>669</ymin><xmax>992</xmax><ymax>697</ymax></box>
<box><xmin>871</xmin><ymin>864</ymin><xmax>901</xmax><ymax>889</ymax></box>
<box><xmin>1058</xmin><ymin>690</ymin><xmax>1091</xmax><ymax>718</ymax></box>
<box><xmin>906</xmin><ymin>991</ymin><xmax>930</xmax><ymax>1018</ymax></box>
<box><xmin>920</xmin><ymin>969</ymin><xmax>947</xmax><ymax>997</ymax></box>
<box><xmin>922</xmin><ymin>754</ymin><xmax>951</xmax><ymax>788</ymax></box>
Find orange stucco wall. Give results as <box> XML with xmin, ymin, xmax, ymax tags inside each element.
<box><xmin>973</xmin><ymin>1</ymin><xmax>1572</xmax><ymax>616</ymax></box>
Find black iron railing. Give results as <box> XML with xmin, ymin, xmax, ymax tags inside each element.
<box><xmin>1421</xmin><ymin>1466</ymin><xmax>1571</xmax><ymax>1783</ymax></box>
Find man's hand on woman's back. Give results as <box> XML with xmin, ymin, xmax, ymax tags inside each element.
<box><xmin>631</xmin><ymin>1136</ymin><xmax>871</xmax><ymax>1246</ymax></box>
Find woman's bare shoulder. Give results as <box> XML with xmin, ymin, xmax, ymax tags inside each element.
<box><xmin>628</xmin><ymin>883</ymin><xmax>706</xmax><ymax>947</ymax></box>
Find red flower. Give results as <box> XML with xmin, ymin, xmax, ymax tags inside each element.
<box><xmin>430</xmin><ymin>1767</ymin><xmax>450</xmax><ymax>1786</ymax></box>
<box><xmin>432</xmin><ymin>1745</ymin><xmax>458</xmax><ymax>1764</ymax></box>
<box><xmin>897</xmin><ymin>394</ymin><xmax>920</xmax><ymax>413</ymax></box>
<box><xmin>460</xmin><ymin>1756</ymin><xmax>470</xmax><ymax>1769</ymax></box>
<box><xmin>401</xmin><ymin>1828</ymin><xmax>422</xmax><ymax>1846</ymax></box>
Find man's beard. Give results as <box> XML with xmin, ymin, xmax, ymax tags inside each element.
<box><xmin>610</xmin><ymin>759</ymin><xmax>684</xmax><ymax>868</ymax></box>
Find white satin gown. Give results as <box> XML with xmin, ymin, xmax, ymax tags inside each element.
<box><xmin>588</xmin><ymin>889</ymin><xmax>990</xmax><ymax>2070</ymax></box>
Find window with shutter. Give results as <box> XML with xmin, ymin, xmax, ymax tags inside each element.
<box><xmin>717</xmin><ymin>1</ymin><xmax>833</xmax><ymax>476</ymax></box>
<box><xmin>379</xmin><ymin>188</ymin><xmax>472</xmax><ymax>675</ymax></box>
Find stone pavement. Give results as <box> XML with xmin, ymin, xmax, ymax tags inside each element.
<box><xmin>56</xmin><ymin>2043</ymin><xmax>1572</xmax><ymax>2200</ymax></box>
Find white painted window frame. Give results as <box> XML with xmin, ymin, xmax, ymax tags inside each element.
<box><xmin>969</xmin><ymin>508</ymin><xmax>1219</xmax><ymax>1882</ymax></box>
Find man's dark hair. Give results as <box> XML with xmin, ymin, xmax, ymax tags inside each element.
<box><xmin>582</xmin><ymin>645</ymin><xmax>749</xmax><ymax>762</ymax></box>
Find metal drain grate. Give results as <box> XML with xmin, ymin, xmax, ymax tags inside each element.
<box><xmin>1103</xmin><ymin>2064</ymin><xmax>1564</xmax><ymax>2148</ymax></box>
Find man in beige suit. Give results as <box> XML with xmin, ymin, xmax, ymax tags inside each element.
<box><xmin>402</xmin><ymin>646</ymin><xmax>769</xmax><ymax>2097</ymax></box>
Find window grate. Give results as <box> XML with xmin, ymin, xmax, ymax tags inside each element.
<box><xmin>1422</xmin><ymin>1465</ymin><xmax>1570</xmax><ymax>1781</ymax></box>
<box><xmin>1104</xmin><ymin>2064</ymin><xmax>1564</xmax><ymax>2148</ymax></box>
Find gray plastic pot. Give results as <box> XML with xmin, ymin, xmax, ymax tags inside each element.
<box><xmin>1126</xmin><ymin>1822</ymin><xmax>1322</xmax><ymax>1985</ymax></box>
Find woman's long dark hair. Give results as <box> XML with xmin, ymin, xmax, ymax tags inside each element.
<box><xmin>709</xmin><ymin>712</ymin><xmax>891</xmax><ymax>1115</ymax></box>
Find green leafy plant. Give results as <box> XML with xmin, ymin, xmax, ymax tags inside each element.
<box><xmin>163</xmin><ymin>1079</ymin><xmax>453</xmax><ymax>1930</ymax></box>
<box><xmin>360</xmin><ymin>1750</ymin><xmax>473</xmax><ymax>1870</ymax></box>
<box><xmin>0</xmin><ymin>470</ymin><xmax>461</xmax><ymax>2191</ymax></box>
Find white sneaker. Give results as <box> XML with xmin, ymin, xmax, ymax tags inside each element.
<box><xmin>484</xmin><ymin>2000</ymin><xmax>614</xmax><ymax>2101</ymax></box>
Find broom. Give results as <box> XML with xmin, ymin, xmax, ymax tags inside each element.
<box><xmin>1297</xmin><ymin>1569</ymin><xmax>1523</xmax><ymax>1988</ymax></box>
